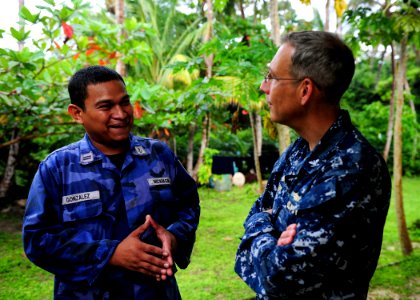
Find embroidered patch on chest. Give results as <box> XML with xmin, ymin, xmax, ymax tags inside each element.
<box><xmin>62</xmin><ymin>191</ymin><xmax>100</xmax><ymax>205</ymax></box>
<box><xmin>80</xmin><ymin>152</ymin><xmax>94</xmax><ymax>163</ymax></box>
<box><xmin>135</xmin><ymin>146</ymin><xmax>147</xmax><ymax>155</ymax></box>
<box><xmin>147</xmin><ymin>177</ymin><xmax>171</xmax><ymax>186</ymax></box>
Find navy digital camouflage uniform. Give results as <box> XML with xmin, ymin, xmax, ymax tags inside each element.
<box><xmin>23</xmin><ymin>133</ymin><xmax>200</xmax><ymax>299</ymax></box>
<box><xmin>235</xmin><ymin>110</ymin><xmax>391</xmax><ymax>299</ymax></box>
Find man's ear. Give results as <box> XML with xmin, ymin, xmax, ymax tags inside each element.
<box><xmin>299</xmin><ymin>78</ymin><xmax>315</xmax><ymax>106</ymax></box>
<box><xmin>68</xmin><ymin>104</ymin><xmax>84</xmax><ymax>124</ymax></box>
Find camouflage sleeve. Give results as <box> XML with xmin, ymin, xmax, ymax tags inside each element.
<box><xmin>235</xmin><ymin>167</ymin><xmax>383</xmax><ymax>297</ymax></box>
<box><xmin>236</xmin><ymin>179</ymin><xmax>344</xmax><ymax>296</ymax></box>
<box><xmin>166</xmin><ymin>158</ymin><xmax>200</xmax><ymax>269</ymax></box>
<box><xmin>22</xmin><ymin>163</ymin><xmax>119</xmax><ymax>285</ymax></box>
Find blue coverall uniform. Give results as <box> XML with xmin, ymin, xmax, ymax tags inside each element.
<box><xmin>23</xmin><ymin>134</ymin><xmax>200</xmax><ymax>299</ymax></box>
<box><xmin>235</xmin><ymin>110</ymin><xmax>391</xmax><ymax>299</ymax></box>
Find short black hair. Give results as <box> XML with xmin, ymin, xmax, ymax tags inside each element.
<box><xmin>68</xmin><ymin>66</ymin><xmax>125</xmax><ymax>109</ymax></box>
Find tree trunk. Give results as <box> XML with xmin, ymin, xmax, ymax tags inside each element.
<box><xmin>193</xmin><ymin>112</ymin><xmax>210</xmax><ymax>181</ymax></box>
<box><xmin>256</xmin><ymin>113</ymin><xmax>262</xmax><ymax>156</ymax></box>
<box><xmin>383</xmin><ymin>43</ymin><xmax>396</xmax><ymax>162</ymax></box>
<box><xmin>404</xmin><ymin>78</ymin><xmax>418</xmax><ymax>162</ymax></box>
<box><xmin>277</xmin><ymin>123</ymin><xmax>291</xmax><ymax>154</ymax></box>
<box><xmin>249</xmin><ymin>112</ymin><xmax>264</xmax><ymax>193</ymax></box>
<box><xmin>191</xmin><ymin>0</ymin><xmax>214</xmax><ymax>181</ymax></box>
<box><xmin>18</xmin><ymin>0</ymin><xmax>25</xmax><ymax>51</ymax></box>
<box><xmin>238</xmin><ymin>0</ymin><xmax>245</xmax><ymax>19</ymax></box>
<box><xmin>115</xmin><ymin>0</ymin><xmax>126</xmax><ymax>76</ymax></box>
<box><xmin>0</xmin><ymin>129</ymin><xmax>20</xmax><ymax>199</ymax></box>
<box><xmin>203</xmin><ymin>0</ymin><xmax>214</xmax><ymax>78</ymax></box>
<box><xmin>186</xmin><ymin>122</ymin><xmax>196</xmax><ymax>175</ymax></box>
<box><xmin>270</xmin><ymin>0</ymin><xmax>280</xmax><ymax>46</ymax></box>
<box><xmin>269</xmin><ymin>0</ymin><xmax>291</xmax><ymax>155</ymax></box>
<box><xmin>325</xmin><ymin>0</ymin><xmax>330</xmax><ymax>32</ymax></box>
<box><xmin>393</xmin><ymin>35</ymin><xmax>413</xmax><ymax>256</ymax></box>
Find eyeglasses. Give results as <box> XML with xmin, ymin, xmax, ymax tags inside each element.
<box><xmin>263</xmin><ymin>72</ymin><xmax>322</xmax><ymax>90</ymax></box>
<box><xmin>263</xmin><ymin>72</ymin><xmax>301</xmax><ymax>83</ymax></box>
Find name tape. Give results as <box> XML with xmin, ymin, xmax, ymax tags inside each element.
<box><xmin>147</xmin><ymin>177</ymin><xmax>171</xmax><ymax>186</ymax></box>
<box><xmin>62</xmin><ymin>190</ymin><xmax>100</xmax><ymax>205</ymax></box>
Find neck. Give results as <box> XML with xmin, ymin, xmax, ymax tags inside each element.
<box><xmin>295</xmin><ymin>105</ymin><xmax>340</xmax><ymax>151</ymax></box>
<box><xmin>90</xmin><ymin>138</ymin><xmax>130</xmax><ymax>155</ymax></box>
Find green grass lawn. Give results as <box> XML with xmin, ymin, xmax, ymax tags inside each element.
<box><xmin>0</xmin><ymin>178</ymin><xmax>419</xmax><ymax>299</ymax></box>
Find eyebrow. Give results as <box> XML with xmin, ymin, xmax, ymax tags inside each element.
<box><xmin>95</xmin><ymin>94</ymin><xmax>130</xmax><ymax>105</ymax></box>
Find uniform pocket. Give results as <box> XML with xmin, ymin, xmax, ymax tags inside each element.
<box><xmin>62</xmin><ymin>200</ymin><xmax>103</xmax><ymax>222</ymax></box>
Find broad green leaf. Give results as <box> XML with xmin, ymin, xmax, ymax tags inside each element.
<box><xmin>140</xmin><ymin>89</ymin><xmax>152</xmax><ymax>100</ymax></box>
<box><xmin>59</xmin><ymin>6</ymin><xmax>74</xmax><ymax>20</ymax></box>
<box><xmin>125</xmin><ymin>17</ymin><xmax>138</xmax><ymax>31</ymax></box>
<box><xmin>19</xmin><ymin>6</ymin><xmax>40</xmax><ymax>23</ymax></box>
<box><xmin>10</xmin><ymin>27</ymin><xmax>30</xmax><ymax>42</ymax></box>
<box><xmin>141</xmin><ymin>102</ymin><xmax>155</xmax><ymax>114</ymax></box>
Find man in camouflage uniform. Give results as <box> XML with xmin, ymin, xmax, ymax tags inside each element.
<box><xmin>23</xmin><ymin>66</ymin><xmax>200</xmax><ymax>299</ymax></box>
<box><xmin>235</xmin><ymin>31</ymin><xmax>391</xmax><ymax>299</ymax></box>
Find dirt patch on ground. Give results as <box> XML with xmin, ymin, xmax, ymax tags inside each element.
<box><xmin>0</xmin><ymin>203</ymin><xmax>25</xmax><ymax>234</ymax></box>
<box><xmin>0</xmin><ymin>219</ymin><xmax>22</xmax><ymax>233</ymax></box>
<box><xmin>368</xmin><ymin>277</ymin><xmax>420</xmax><ymax>300</ymax></box>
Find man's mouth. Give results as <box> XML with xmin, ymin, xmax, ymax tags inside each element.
<box><xmin>109</xmin><ymin>120</ymin><xmax>130</xmax><ymax>128</ymax></box>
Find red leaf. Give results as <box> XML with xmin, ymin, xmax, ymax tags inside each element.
<box><xmin>85</xmin><ymin>48</ymin><xmax>96</xmax><ymax>56</ymax></box>
<box><xmin>53</xmin><ymin>41</ymin><xmax>61</xmax><ymax>49</ymax></box>
<box><xmin>98</xmin><ymin>59</ymin><xmax>108</xmax><ymax>66</ymax></box>
<box><xmin>133</xmin><ymin>101</ymin><xmax>145</xmax><ymax>119</ymax></box>
<box><xmin>108</xmin><ymin>51</ymin><xmax>117</xmax><ymax>59</ymax></box>
<box><xmin>163</xmin><ymin>128</ymin><xmax>170</xmax><ymax>137</ymax></box>
<box><xmin>61</xmin><ymin>21</ymin><xmax>73</xmax><ymax>39</ymax></box>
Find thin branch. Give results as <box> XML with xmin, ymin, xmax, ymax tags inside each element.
<box><xmin>0</xmin><ymin>130</ymin><xmax>76</xmax><ymax>149</ymax></box>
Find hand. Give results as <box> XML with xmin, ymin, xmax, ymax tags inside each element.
<box><xmin>109</xmin><ymin>217</ymin><xmax>170</xmax><ymax>279</ymax></box>
<box><xmin>147</xmin><ymin>215</ymin><xmax>178</xmax><ymax>280</ymax></box>
<box><xmin>277</xmin><ymin>223</ymin><xmax>297</xmax><ymax>246</ymax></box>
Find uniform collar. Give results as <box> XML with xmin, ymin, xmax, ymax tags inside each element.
<box><xmin>78</xmin><ymin>133</ymin><xmax>151</xmax><ymax>165</ymax></box>
<box><xmin>273</xmin><ymin>110</ymin><xmax>353</xmax><ymax>181</ymax></box>
<box><xmin>301</xmin><ymin>109</ymin><xmax>353</xmax><ymax>174</ymax></box>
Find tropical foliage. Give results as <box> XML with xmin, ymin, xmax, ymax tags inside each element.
<box><xmin>0</xmin><ymin>0</ymin><xmax>418</xmax><ymax>253</ymax></box>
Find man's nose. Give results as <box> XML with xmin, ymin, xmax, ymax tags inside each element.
<box><xmin>260</xmin><ymin>80</ymin><xmax>270</xmax><ymax>95</ymax></box>
<box><xmin>112</xmin><ymin>105</ymin><xmax>126</xmax><ymax>118</ymax></box>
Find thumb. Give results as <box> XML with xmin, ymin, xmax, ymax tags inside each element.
<box><xmin>129</xmin><ymin>216</ymin><xmax>151</xmax><ymax>237</ymax></box>
<box><xmin>147</xmin><ymin>215</ymin><xmax>160</xmax><ymax>231</ymax></box>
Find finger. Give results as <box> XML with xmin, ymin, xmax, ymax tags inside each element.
<box><xmin>133</xmin><ymin>256</ymin><xmax>169</xmax><ymax>275</ymax></box>
<box><xmin>147</xmin><ymin>214</ymin><xmax>161</xmax><ymax>231</ymax></box>
<box><xmin>134</xmin><ymin>265</ymin><xmax>161</xmax><ymax>277</ymax></box>
<box><xmin>277</xmin><ymin>231</ymin><xmax>293</xmax><ymax>246</ymax></box>
<box><xmin>277</xmin><ymin>235</ymin><xmax>293</xmax><ymax>246</ymax></box>
<box><xmin>147</xmin><ymin>216</ymin><xmax>173</xmax><ymax>259</ymax></box>
<box><xmin>277</xmin><ymin>226</ymin><xmax>297</xmax><ymax>246</ymax></box>
<box><xmin>130</xmin><ymin>218</ymin><xmax>151</xmax><ymax>237</ymax></box>
<box><xmin>166</xmin><ymin>265</ymin><xmax>173</xmax><ymax>277</ymax></box>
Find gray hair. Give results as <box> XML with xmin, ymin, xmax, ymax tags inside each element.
<box><xmin>281</xmin><ymin>31</ymin><xmax>355</xmax><ymax>103</ymax></box>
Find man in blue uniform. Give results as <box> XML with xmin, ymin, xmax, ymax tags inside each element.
<box><xmin>235</xmin><ymin>31</ymin><xmax>391</xmax><ymax>299</ymax></box>
<box><xmin>23</xmin><ymin>66</ymin><xmax>200</xmax><ymax>299</ymax></box>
